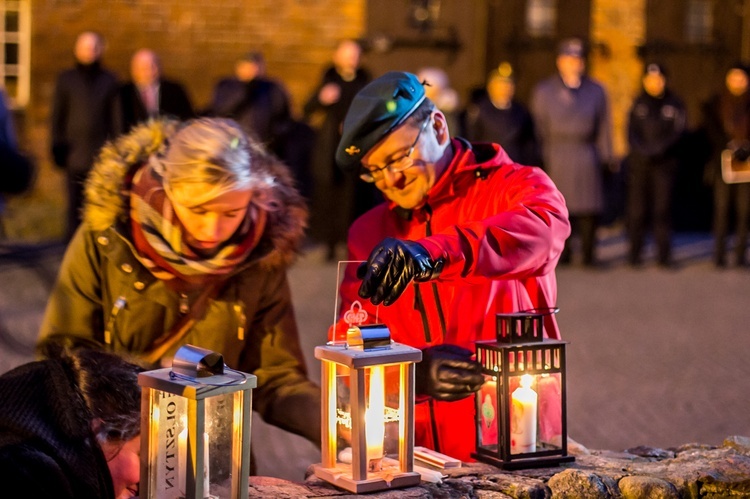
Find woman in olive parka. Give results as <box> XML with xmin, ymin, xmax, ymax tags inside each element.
<box><xmin>38</xmin><ymin>117</ymin><xmax>320</xmax><ymax>447</ymax></box>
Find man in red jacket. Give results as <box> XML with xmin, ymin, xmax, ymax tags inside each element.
<box><xmin>333</xmin><ymin>71</ymin><xmax>571</xmax><ymax>462</ymax></box>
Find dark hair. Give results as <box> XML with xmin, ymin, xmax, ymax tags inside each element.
<box><xmin>60</xmin><ymin>347</ymin><xmax>143</xmax><ymax>445</ymax></box>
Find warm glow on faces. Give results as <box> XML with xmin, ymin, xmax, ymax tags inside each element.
<box><xmin>333</xmin><ymin>40</ymin><xmax>361</xmax><ymax>78</ymax></box>
<box><xmin>102</xmin><ymin>435</ymin><xmax>141</xmax><ymax>499</ymax></box>
<box><xmin>362</xmin><ymin>112</ymin><xmax>447</xmax><ymax>210</ymax></box>
<box><xmin>170</xmin><ymin>184</ymin><xmax>253</xmax><ymax>252</ymax></box>
<box><xmin>643</xmin><ymin>72</ymin><xmax>666</xmax><ymax>97</ymax></box>
<box><xmin>726</xmin><ymin>68</ymin><xmax>749</xmax><ymax>96</ymax></box>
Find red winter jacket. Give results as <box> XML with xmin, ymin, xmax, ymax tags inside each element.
<box><xmin>334</xmin><ymin>138</ymin><xmax>570</xmax><ymax>462</ymax></box>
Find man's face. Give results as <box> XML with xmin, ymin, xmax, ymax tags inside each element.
<box><xmin>333</xmin><ymin>41</ymin><xmax>361</xmax><ymax>76</ymax></box>
<box><xmin>74</xmin><ymin>32</ymin><xmax>102</xmax><ymax>65</ymax></box>
<box><xmin>487</xmin><ymin>76</ymin><xmax>515</xmax><ymax>104</ymax></box>
<box><xmin>726</xmin><ymin>68</ymin><xmax>749</xmax><ymax>96</ymax></box>
<box><xmin>556</xmin><ymin>54</ymin><xmax>585</xmax><ymax>80</ymax></box>
<box><xmin>360</xmin><ymin>114</ymin><xmax>441</xmax><ymax>210</ymax></box>
<box><xmin>643</xmin><ymin>72</ymin><xmax>666</xmax><ymax>97</ymax></box>
<box><xmin>131</xmin><ymin>50</ymin><xmax>160</xmax><ymax>87</ymax></box>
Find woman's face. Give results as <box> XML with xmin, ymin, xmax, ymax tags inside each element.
<box><xmin>102</xmin><ymin>435</ymin><xmax>141</xmax><ymax>499</ymax></box>
<box><xmin>170</xmin><ymin>184</ymin><xmax>253</xmax><ymax>253</ymax></box>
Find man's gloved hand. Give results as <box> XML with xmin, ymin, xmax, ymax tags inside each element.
<box><xmin>357</xmin><ymin>237</ymin><xmax>444</xmax><ymax>306</ymax></box>
<box><xmin>415</xmin><ymin>344</ymin><xmax>484</xmax><ymax>402</ymax></box>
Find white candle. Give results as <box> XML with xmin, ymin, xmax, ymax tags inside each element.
<box><xmin>178</xmin><ymin>428</ymin><xmax>210</xmax><ymax>496</ymax></box>
<box><xmin>511</xmin><ymin>374</ymin><xmax>537</xmax><ymax>453</ymax></box>
<box><xmin>365</xmin><ymin>365</ymin><xmax>385</xmax><ymax>469</ymax></box>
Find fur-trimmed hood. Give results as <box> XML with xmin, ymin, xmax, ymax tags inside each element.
<box><xmin>83</xmin><ymin>118</ymin><xmax>307</xmax><ymax>268</ymax></box>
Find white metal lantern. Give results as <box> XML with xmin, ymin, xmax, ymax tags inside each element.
<box><xmin>313</xmin><ymin>325</ymin><xmax>422</xmax><ymax>493</ymax></box>
<box><xmin>138</xmin><ymin>345</ymin><xmax>257</xmax><ymax>499</ymax></box>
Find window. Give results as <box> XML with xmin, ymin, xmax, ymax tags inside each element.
<box><xmin>526</xmin><ymin>0</ymin><xmax>558</xmax><ymax>38</ymax></box>
<box><xmin>0</xmin><ymin>1</ymin><xmax>30</xmax><ymax>108</ymax></box>
<box><xmin>685</xmin><ymin>0</ymin><xmax>713</xmax><ymax>44</ymax></box>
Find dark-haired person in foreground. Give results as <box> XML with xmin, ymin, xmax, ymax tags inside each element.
<box><xmin>0</xmin><ymin>347</ymin><xmax>142</xmax><ymax>498</ymax></box>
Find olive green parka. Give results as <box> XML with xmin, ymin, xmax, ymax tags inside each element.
<box><xmin>39</xmin><ymin>119</ymin><xmax>320</xmax><ymax>445</ymax></box>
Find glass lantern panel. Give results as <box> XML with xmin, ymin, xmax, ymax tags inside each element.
<box><xmin>146</xmin><ymin>389</ymin><xmax>188</xmax><ymax>499</ymax></box>
<box><xmin>507</xmin><ymin>372</ymin><xmax>563</xmax><ymax>454</ymax></box>
<box><xmin>334</xmin><ymin>362</ymin><xmax>352</xmax><ymax>462</ymax></box>
<box><xmin>476</xmin><ymin>373</ymin><xmax>499</xmax><ymax>452</ymax></box>
<box><xmin>145</xmin><ymin>389</ymin><xmax>246</xmax><ymax>499</ymax></box>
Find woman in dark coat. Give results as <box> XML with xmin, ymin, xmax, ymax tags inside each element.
<box><xmin>0</xmin><ymin>347</ymin><xmax>142</xmax><ymax>498</ymax></box>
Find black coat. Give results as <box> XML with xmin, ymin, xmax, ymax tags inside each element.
<box><xmin>115</xmin><ymin>79</ymin><xmax>194</xmax><ymax>134</ymax></box>
<box><xmin>627</xmin><ymin>89</ymin><xmax>686</xmax><ymax>162</ymax></box>
<box><xmin>0</xmin><ymin>360</ymin><xmax>114</xmax><ymax>498</ymax></box>
<box><xmin>50</xmin><ymin>62</ymin><xmax>119</xmax><ymax>173</ymax></box>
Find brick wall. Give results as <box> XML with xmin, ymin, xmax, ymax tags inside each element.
<box><xmin>6</xmin><ymin>0</ymin><xmax>364</xmax><ymax>240</ymax></box>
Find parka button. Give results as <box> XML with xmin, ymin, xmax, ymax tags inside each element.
<box><xmin>97</xmin><ymin>236</ymin><xmax>109</xmax><ymax>246</ymax></box>
<box><xmin>121</xmin><ymin>263</ymin><xmax>133</xmax><ymax>273</ymax></box>
<box><xmin>134</xmin><ymin>281</ymin><xmax>145</xmax><ymax>290</ymax></box>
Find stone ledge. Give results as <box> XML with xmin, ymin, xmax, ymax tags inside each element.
<box><xmin>247</xmin><ymin>436</ymin><xmax>750</xmax><ymax>498</ymax></box>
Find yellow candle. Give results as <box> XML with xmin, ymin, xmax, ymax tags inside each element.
<box><xmin>511</xmin><ymin>374</ymin><xmax>537</xmax><ymax>453</ymax></box>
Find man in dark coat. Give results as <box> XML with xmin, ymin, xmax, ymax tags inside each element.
<box><xmin>464</xmin><ymin>62</ymin><xmax>540</xmax><ymax>167</ymax></box>
<box><xmin>531</xmin><ymin>38</ymin><xmax>613</xmax><ymax>267</ymax></box>
<box><xmin>303</xmin><ymin>39</ymin><xmax>374</xmax><ymax>260</ymax></box>
<box><xmin>626</xmin><ymin>63</ymin><xmax>686</xmax><ymax>267</ymax></box>
<box><xmin>114</xmin><ymin>48</ymin><xmax>194</xmax><ymax>135</ymax></box>
<box><xmin>50</xmin><ymin>31</ymin><xmax>119</xmax><ymax>241</ymax></box>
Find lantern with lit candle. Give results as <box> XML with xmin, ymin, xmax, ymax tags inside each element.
<box><xmin>473</xmin><ymin>312</ymin><xmax>574</xmax><ymax>469</ymax></box>
<box><xmin>313</xmin><ymin>324</ymin><xmax>422</xmax><ymax>493</ymax></box>
<box><xmin>138</xmin><ymin>345</ymin><xmax>257</xmax><ymax>499</ymax></box>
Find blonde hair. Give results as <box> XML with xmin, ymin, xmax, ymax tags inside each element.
<box><xmin>154</xmin><ymin>118</ymin><xmax>276</xmax><ymax>210</ymax></box>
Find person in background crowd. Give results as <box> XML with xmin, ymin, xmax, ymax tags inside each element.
<box><xmin>114</xmin><ymin>48</ymin><xmax>194</xmax><ymax>134</ymax></box>
<box><xmin>531</xmin><ymin>37</ymin><xmax>613</xmax><ymax>267</ymax></box>
<box><xmin>0</xmin><ymin>88</ymin><xmax>18</xmax><ymax>236</ymax></box>
<box><xmin>0</xmin><ymin>346</ymin><xmax>142</xmax><ymax>499</ymax></box>
<box><xmin>626</xmin><ymin>62</ymin><xmax>686</xmax><ymax>267</ymax></box>
<box><xmin>50</xmin><ymin>31</ymin><xmax>119</xmax><ymax>241</ymax></box>
<box><xmin>303</xmin><ymin>39</ymin><xmax>374</xmax><ymax>261</ymax></box>
<box><xmin>463</xmin><ymin>62</ymin><xmax>540</xmax><ymax>166</ymax></box>
<box><xmin>702</xmin><ymin>63</ymin><xmax>750</xmax><ymax>268</ymax></box>
<box><xmin>331</xmin><ymin>72</ymin><xmax>570</xmax><ymax>462</ymax></box>
<box><xmin>416</xmin><ymin>67</ymin><xmax>461</xmax><ymax>136</ymax></box>
<box><xmin>209</xmin><ymin>51</ymin><xmax>313</xmax><ymax>200</ymax></box>
<box><xmin>38</xmin><ymin>118</ymin><xmax>320</xmax><ymax>459</ymax></box>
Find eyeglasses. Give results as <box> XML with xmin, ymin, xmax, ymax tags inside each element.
<box><xmin>359</xmin><ymin>115</ymin><xmax>432</xmax><ymax>183</ymax></box>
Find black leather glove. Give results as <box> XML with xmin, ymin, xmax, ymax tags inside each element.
<box><xmin>357</xmin><ymin>237</ymin><xmax>444</xmax><ymax>306</ymax></box>
<box><xmin>415</xmin><ymin>344</ymin><xmax>484</xmax><ymax>402</ymax></box>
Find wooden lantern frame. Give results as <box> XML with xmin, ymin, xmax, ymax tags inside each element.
<box><xmin>313</xmin><ymin>325</ymin><xmax>422</xmax><ymax>493</ymax></box>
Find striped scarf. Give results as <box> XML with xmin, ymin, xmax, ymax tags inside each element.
<box><xmin>129</xmin><ymin>163</ymin><xmax>264</xmax><ymax>291</ymax></box>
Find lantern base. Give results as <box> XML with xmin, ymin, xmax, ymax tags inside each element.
<box><xmin>472</xmin><ymin>452</ymin><xmax>574</xmax><ymax>470</ymax></box>
<box><xmin>312</xmin><ymin>463</ymin><xmax>421</xmax><ymax>493</ymax></box>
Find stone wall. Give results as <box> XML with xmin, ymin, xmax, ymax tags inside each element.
<box><xmin>246</xmin><ymin>436</ymin><xmax>750</xmax><ymax>498</ymax></box>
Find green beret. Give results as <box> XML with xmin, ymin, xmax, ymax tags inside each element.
<box><xmin>336</xmin><ymin>71</ymin><xmax>426</xmax><ymax>172</ymax></box>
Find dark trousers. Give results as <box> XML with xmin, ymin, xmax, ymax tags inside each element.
<box><xmin>713</xmin><ymin>180</ymin><xmax>750</xmax><ymax>265</ymax></box>
<box><xmin>561</xmin><ymin>214</ymin><xmax>598</xmax><ymax>266</ymax></box>
<box><xmin>627</xmin><ymin>159</ymin><xmax>676</xmax><ymax>264</ymax></box>
<box><xmin>65</xmin><ymin>171</ymin><xmax>88</xmax><ymax>242</ymax></box>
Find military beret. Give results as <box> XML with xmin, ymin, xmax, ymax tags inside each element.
<box><xmin>336</xmin><ymin>71</ymin><xmax>426</xmax><ymax>172</ymax></box>
<box><xmin>558</xmin><ymin>37</ymin><xmax>586</xmax><ymax>58</ymax></box>
<box><xmin>644</xmin><ymin>62</ymin><xmax>667</xmax><ymax>77</ymax></box>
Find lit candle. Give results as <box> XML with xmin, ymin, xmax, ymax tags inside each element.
<box><xmin>178</xmin><ymin>428</ymin><xmax>210</xmax><ymax>496</ymax></box>
<box><xmin>511</xmin><ymin>374</ymin><xmax>537</xmax><ymax>453</ymax></box>
<box><xmin>365</xmin><ymin>365</ymin><xmax>385</xmax><ymax>471</ymax></box>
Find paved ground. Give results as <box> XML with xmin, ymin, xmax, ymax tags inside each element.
<box><xmin>1</xmin><ymin>230</ymin><xmax>749</xmax><ymax>481</ymax></box>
